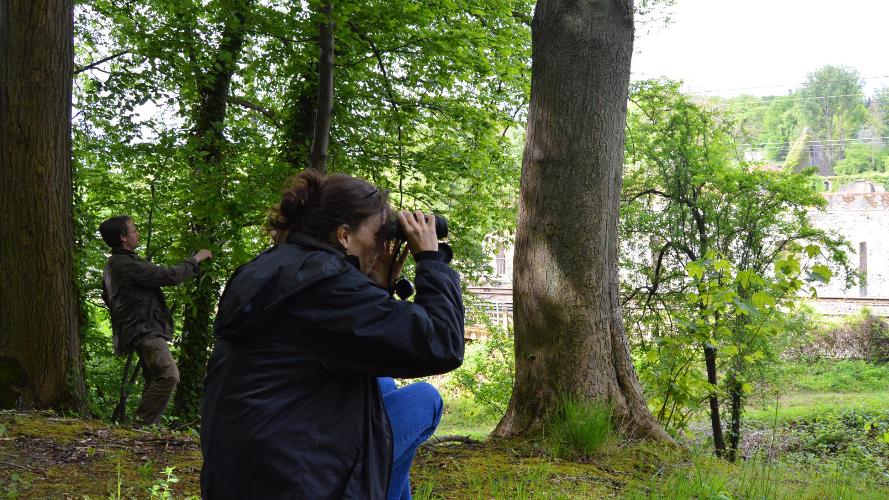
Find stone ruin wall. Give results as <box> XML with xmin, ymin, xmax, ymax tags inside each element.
<box><xmin>809</xmin><ymin>192</ymin><xmax>889</xmax><ymax>300</ymax></box>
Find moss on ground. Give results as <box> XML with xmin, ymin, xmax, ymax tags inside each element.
<box><xmin>1</xmin><ymin>411</ymin><xmax>887</xmax><ymax>499</ymax></box>
<box><xmin>0</xmin><ymin>411</ymin><xmax>201</xmax><ymax>498</ymax></box>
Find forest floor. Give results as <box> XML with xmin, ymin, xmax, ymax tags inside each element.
<box><xmin>2</xmin><ymin>398</ymin><xmax>888</xmax><ymax>499</ymax></box>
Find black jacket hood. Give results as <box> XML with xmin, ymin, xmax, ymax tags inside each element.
<box><xmin>213</xmin><ymin>233</ymin><xmax>350</xmax><ymax>341</ymax></box>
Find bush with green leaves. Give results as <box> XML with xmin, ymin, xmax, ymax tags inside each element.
<box><xmin>449</xmin><ymin>325</ymin><xmax>514</xmax><ymax>418</ymax></box>
<box><xmin>833</xmin><ymin>143</ymin><xmax>889</xmax><ymax>175</ymax></box>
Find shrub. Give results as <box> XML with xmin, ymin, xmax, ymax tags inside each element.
<box><xmin>450</xmin><ymin>325</ymin><xmax>514</xmax><ymax>417</ymax></box>
<box><xmin>544</xmin><ymin>395</ymin><xmax>613</xmax><ymax>459</ymax></box>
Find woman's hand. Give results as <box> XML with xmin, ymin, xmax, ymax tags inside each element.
<box><xmin>398</xmin><ymin>210</ymin><xmax>439</xmax><ymax>255</ymax></box>
<box><xmin>367</xmin><ymin>240</ymin><xmax>409</xmax><ymax>288</ymax></box>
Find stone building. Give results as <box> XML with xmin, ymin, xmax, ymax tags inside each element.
<box><xmin>474</xmin><ymin>181</ymin><xmax>889</xmax><ymax>320</ymax></box>
<box><xmin>810</xmin><ymin>181</ymin><xmax>889</xmax><ymax>301</ymax></box>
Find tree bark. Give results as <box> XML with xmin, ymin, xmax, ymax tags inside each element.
<box><xmin>282</xmin><ymin>69</ymin><xmax>318</xmax><ymax>172</ymax></box>
<box><xmin>0</xmin><ymin>0</ymin><xmax>88</xmax><ymax>413</ymax></box>
<box><xmin>727</xmin><ymin>376</ymin><xmax>742</xmax><ymax>462</ymax></box>
<box><xmin>173</xmin><ymin>0</ymin><xmax>252</xmax><ymax>423</ymax></box>
<box><xmin>704</xmin><ymin>344</ymin><xmax>727</xmax><ymax>457</ymax></box>
<box><xmin>309</xmin><ymin>1</ymin><xmax>334</xmax><ymax>173</ymax></box>
<box><xmin>494</xmin><ymin>0</ymin><xmax>669</xmax><ymax>441</ymax></box>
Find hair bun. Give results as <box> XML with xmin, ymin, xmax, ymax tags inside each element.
<box><xmin>270</xmin><ymin>169</ymin><xmax>325</xmax><ymax>232</ymax></box>
<box><xmin>292</xmin><ymin>169</ymin><xmax>324</xmax><ymax>209</ymax></box>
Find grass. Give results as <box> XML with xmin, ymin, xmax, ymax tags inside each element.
<box><xmin>436</xmin><ymin>396</ymin><xmax>500</xmax><ymax>439</ymax></box>
<box><xmin>622</xmin><ymin>453</ymin><xmax>889</xmax><ymax>499</ymax></box>
<box><xmin>775</xmin><ymin>360</ymin><xmax>889</xmax><ymax>393</ymax></box>
<box><xmin>747</xmin><ymin>390</ymin><xmax>889</xmax><ymax>423</ymax></box>
<box><xmin>3</xmin><ymin>360</ymin><xmax>887</xmax><ymax>498</ymax></box>
<box><xmin>544</xmin><ymin>396</ymin><xmax>614</xmax><ymax>459</ymax></box>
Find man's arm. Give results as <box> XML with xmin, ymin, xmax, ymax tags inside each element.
<box><xmin>125</xmin><ymin>249</ymin><xmax>212</xmax><ymax>287</ymax></box>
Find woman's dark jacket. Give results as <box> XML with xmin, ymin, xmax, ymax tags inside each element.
<box><xmin>200</xmin><ymin>234</ymin><xmax>464</xmax><ymax>499</ymax></box>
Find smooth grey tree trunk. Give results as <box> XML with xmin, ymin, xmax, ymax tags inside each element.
<box><xmin>0</xmin><ymin>0</ymin><xmax>88</xmax><ymax>412</ymax></box>
<box><xmin>494</xmin><ymin>0</ymin><xmax>669</xmax><ymax>441</ymax></box>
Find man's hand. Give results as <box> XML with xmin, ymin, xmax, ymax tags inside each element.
<box><xmin>194</xmin><ymin>249</ymin><xmax>213</xmax><ymax>263</ymax></box>
<box><xmin>398</xmin><ymin>210</ymin><xmax>439</xmax><ymax>255</ymax></box>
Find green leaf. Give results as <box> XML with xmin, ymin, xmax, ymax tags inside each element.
<box><xmin>805</xmin><ymin>244</ymin><xmax>821</xmax><ymax>258</ymax></box>
<box><xmin>713</xmin><ymin>259</ymin><xmax>730</xmax><ymax>272</ymax></box>
<box><xmin>686</xmin><ymin>261</ymin><xmax>705</xmax><ymax>280</ymax></box>
<box><xmin>722</xmin><ymin>345</ymin><xmax>739</xmax><ymax>356</ymax></box>
<box><xmin>736</xmin><ymin>270</ymin><xmax>751</xmax><ymax>289</ymax></box>
<box><xmin>810</xmin><ymin>264</ymin><xmax>833</xmax><ymax>284</ymax></box>
<box><xmin>751</xmin><ymin>291</ymin><xmax>776</xmax><ymax>308</ymax></box>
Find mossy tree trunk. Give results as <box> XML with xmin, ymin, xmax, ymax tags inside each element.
<box><xmin>173</xmin><ymin>0</ymin><xmax>253</xmax><ymax>423</ymax></box>
<box><xmin>493</xmin><ymin>0</ymin><xmax>669</xmax><ymax>441</ymax></box>
<box><xmin>0</xmin><ymin>0</ymin><xmax>88</xmax><ymax>413</ymax></box>
<box><xmin>309</xmin><ymin>1</ymin><xmax>335</xmax><ymax>173</ymax></box>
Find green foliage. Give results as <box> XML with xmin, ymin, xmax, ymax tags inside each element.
<box><xmin>797</xmin><ymin>65</ymin><xmax>868</xmax><ymax>166</ymax></box>
<box><xmin>783</xmin><ymin>127</ymin><xmax>815</xmax><ymax>170</ymax></box>
<box><xmin>450</xmin><ymin>325</ymin><xmax>514</xmax><ymax>417</ymax></box>
<box><xmin>776</xmin><ymin>408</ymin><xmax>889</xmax><ymax>478</ymax></box>
<box><xmin>622</xmin><ymin>454</ymin><xmax>889</xmax><ymax>499</ymax></box>
<box><xmin>622</xmin><ymin>80</ymin><xmax>852</xmax><ymax>452</ymax></box>
<box><xmin>821</xmin><ymin>172</ymin><xmax>889</xmax><ymax>192</ymax></box>
<box><xmin>148</xmin><ymin>466</ymin><xmax>196</xmax><ymax>500</ymax></box>
<box><xmin>544</xmin><ymin>396</ymin><xmax>614</xmax><ymax>459</ymax></box>
<box><xmin>72</xmin><ymin>0</ymin><xmax>530</xmax><ymax>419</ymax></box>
<box><xmin>834</xmin><ymin>142</ymin><xmax>889</xmax><ymax>174</ymax></box>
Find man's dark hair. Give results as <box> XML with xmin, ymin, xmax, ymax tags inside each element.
<box><xmin>99</xmin><ymin>216</ymin><xmax>132</xmax><ymax>248</ymax></box>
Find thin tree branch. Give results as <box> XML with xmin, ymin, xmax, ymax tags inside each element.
<box><xmin>74</xmin><ymin>51</ymin><xmax>130</xmax><ymax>75</ymax></box>
<box><xmin>229</xmin><ymin>96</ymin><xmax>282</xmax><ymax>127</ymax></box>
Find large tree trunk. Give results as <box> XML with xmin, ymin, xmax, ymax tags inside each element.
<box><xmin>494</xmin><ymin>0</ymin><xmax>668</xmax><ymax>441</ymax></box>
<box><xmin>173</xmin><ymin>0</ymin><xmax>252</xmax><ymax>423</ymax></box>
<box><xmin>0</xmin><ymin>0</ymin><xmax>88</xmax><ymax>413</ymax></box>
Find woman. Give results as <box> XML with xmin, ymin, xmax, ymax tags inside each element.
<box><xmin>200</xmin><ymin>170</ymin><xmax>464</xmax><ymax>499</ymax></box>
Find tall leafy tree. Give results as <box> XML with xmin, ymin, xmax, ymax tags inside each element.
<box><xmin>622</xmin><ymin>81</ymin><xmax>852</xmax><ymax>458</ymax></box>
<box><xmin>174</xmin><ymin>0</ymin><xmax>256</xmax><ymax>422</ymax></box>
<box><xmin>798</xmin><ymin>65</ymin><xmax>868</xmax><ymax>169</ymax></box>
<box><xmin>493</xmin><ymin>0</ymin><xmax>669</xmax><ymax>441</ymax></box>
<box><xmin>0</xmin><ymin>0</ymin><xmax>88</xmax><ymax>412</ymax></box>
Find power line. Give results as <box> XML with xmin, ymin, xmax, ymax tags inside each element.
<box><xmin>708</xmin><ymin>93</ymin><xmax>867</xmax><ymax>108</ymax></box>
<box><xmin>738</xmin><ymin>137</ymin><xmax>889</xmax><ymax>148</ymax></box>
<box><xmin>684</xmin><ymin>75</ymin><xmax>889</xmax><ymax>95</ymax></box>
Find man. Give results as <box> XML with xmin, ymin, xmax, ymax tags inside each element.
<box><xmin>99</xmin><ymin>216</ymin><xmax>212</xmax><ymax>425</ymax></box>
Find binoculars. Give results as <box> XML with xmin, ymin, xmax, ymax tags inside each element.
<box><xmin>383</xmin><ymin>213</ymin><xmax>448</xmax><ymax>241</ymax></box>
<box><xmin>383</xmin><ymin>214</ymin><xmax>452</xmax><ymax>264</ymax></box>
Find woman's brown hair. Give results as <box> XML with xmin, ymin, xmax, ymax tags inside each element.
<box><xmin>269</xmin><ymin>170</ymin><xmax>390</xmax><ymax>246</ymax></box>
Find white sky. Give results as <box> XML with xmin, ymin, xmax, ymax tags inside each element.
<box><xmin>631</xmin><ymin>0</ymin><xmax>889</xmax><ymax>97</ymax></box>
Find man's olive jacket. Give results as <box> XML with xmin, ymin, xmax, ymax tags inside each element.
<box><xmin>101</xmin><ymin>248</ymin><xmax>200</xmax><ymax>354</ymax></box>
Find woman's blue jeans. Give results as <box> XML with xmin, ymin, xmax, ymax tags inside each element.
<box><xmin>378</xmin><ymin>377</ymin><xmax>443</xmax><ymax>500</ymax></box>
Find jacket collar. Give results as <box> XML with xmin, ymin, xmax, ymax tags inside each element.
<box><xmin>111</xmin><ymin>247</ymin><xmax>138</xmax><ymax>257</ymax></box>
<box><xmin>285</xmin><ymin>231</ymin><xmax>345</xmax><ymax>258</ymax></box>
